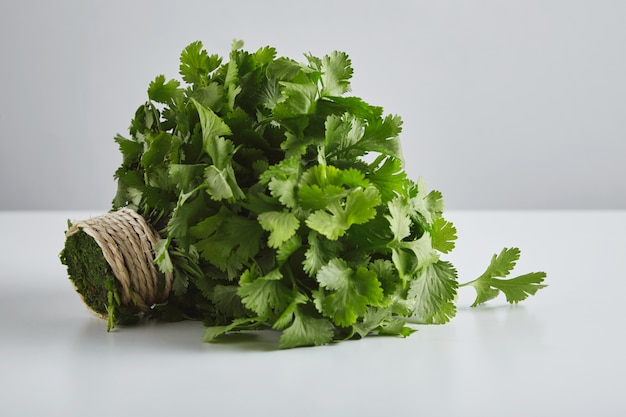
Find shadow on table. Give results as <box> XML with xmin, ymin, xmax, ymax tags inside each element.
<box><xmin>73</xmin><ymin>315</ymin><xmax>284</xmax><ymax>353</ymax></box>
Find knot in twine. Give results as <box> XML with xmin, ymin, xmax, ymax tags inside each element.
<box><xmin>66</xmin><ymin>208</ymin><xmax>173</xmax><ymax>313</ymax></box>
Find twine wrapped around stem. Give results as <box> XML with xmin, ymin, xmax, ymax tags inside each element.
<box><xmin>65</xmin><ymin>208</ymin><xmax>172</xmax><ymax>315</ymax></box>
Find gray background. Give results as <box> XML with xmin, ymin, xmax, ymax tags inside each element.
<box><xmin>1</xmin><ymin>0</ymin><xmax>624</xmax><ymax>210</ymax></box>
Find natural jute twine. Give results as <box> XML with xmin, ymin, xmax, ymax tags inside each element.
<box><xmin>66</xmin><ymin>208</ymin><xmax>173</xmax><ymax>315</ymax></box>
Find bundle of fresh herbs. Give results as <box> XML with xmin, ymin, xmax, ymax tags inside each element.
<box><xmin>61</xmin><ymin>40</ymin><xmax>546</xmax><ymax>348</ymax></box>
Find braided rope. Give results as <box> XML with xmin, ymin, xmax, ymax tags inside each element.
<box><xmin>66</xmin><ymin>208</ymin><xmax>172</xmax><ymax>312</ymax></box>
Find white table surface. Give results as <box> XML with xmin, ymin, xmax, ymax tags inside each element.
<box><xmin>1</xmin><ymin>210</ymin><xmax>624</xmax><ymax>416</ymax></box>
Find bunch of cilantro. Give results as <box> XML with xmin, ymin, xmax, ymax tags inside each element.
<box><xmin>111</xmin><ymin>40</ymin><xmax>546</xmax><ymax>348</ymax></box>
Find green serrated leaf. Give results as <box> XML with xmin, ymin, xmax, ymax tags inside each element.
<box><xmin>210</xmin><ymin>284</ymin><xmax>247</xmax><ymax>318</ymax></box>
<box><xmin>274</xmin><ymin>81</ymin><xmax>318</xmax><ymax>118</ymax></box>
<box><xmin>298</xmin><ymin>184</ymin><xmax>346</xmax><ymax>210</ymax></box>
<box><xmin>319</xmin><ymin>51</ymin><xmax>353</xmax><ymax>97</ymax></box>
<box><xmin>148</xmin><ymin>75</ymin><xmax>181</xmax><ymax>104</ymax></box>
<box><xmin>492</xmin><ymin>272</ymin><xmax>548</xmax><ymax>304</ymax></box>
<box><xmin>461</xmin><ymin>248</ymin><xmax>547</xmax><ymax>307</ymax></box>
<box><xmin>154</xmin><ymin>237</ymin><xmax>173</xmax><ymax>274</ymax></box>
<box><xmin>191</xmin><ymin>82</ymin><xmax>225</xmax><ymax>112</ymax></box>
<box><xmin>320</xmin><ymin>95</ymin><xmax>383</xmax><ymax>120</ymax></box>
<box><xmin>431</xmin><ymin>217</ymin><xmax>457</xmax><ymax>254</ymax></box>
<box><xmin>179</xmin><ymin>41</ymin><xmax>221</xmax><ymax>86</ymax></box>
<box><xmin>408</xmin><ymin>260</ymin><xmax>458</xmax><ymax>324</ymax></box>
<box><xmin>204</xmin><ymin>165</ymin><xmax>244</xmax><ymax>201</ymax></box>
<box><xmin>257</xmin><ymin>210</ymin><xmax>300</xmax><ymax>249</ymax></box>
<box><xmin>166</xmin><ymin>191</ymin><xmax>208</xmax><ymax>241</ymax></box>
<box><xmin>193</xmin><ymin>213</ymin><xmax>263</xmax><ymax>274</ymax></box>
<box><xmin>276</xmin><ymin>235</ymin><xmax>302</xmax><ymax>264</ymax></box>
<box><xmin>302</xmin><ymin>232</ymin><xmax>342</xmax><ymax>276</ymax></box>
<box><xmin>391</xmin><ymin>231</ymin><xmax>439</xmax><ymax>279</ymax></box>
<box><xmin>168</xmin><ymin>164</ymin><xmax>206</xmax><ymax>193</ymax></box>
<box><xmin>115</xmin><ymin>135</ymin><xmax>143</xmax><ymax>166</ymax></box>
<box><xmin>254</xmin><ymin>45</ymin><xmax>277</xmax><ymax>66</ymax></box>
<box><xmin>238</xmin><ymin>268</ymin><xmax>292</xmax><ymax>318</ymax></box>
<box><xmin>306</xmin><ymin>186</ymin><xmax>380</xmax><ymax>240</ymax></box>
<box><xmin>485</xmin><ymin>247</ymin><xmax>521</xmax><ymax>278</ymax></box>
<box><xmin>279</xmin><ymin>306</ymin><xmax>334</xmax><ymax>349</ymax></box>
<box><xmin>324</xmin><ymin>113</ymin><xmax>365</xmax><ymax>157</ymax></box>
<box><xmin>386</xmin><ymin>196</ymin><xmax>412</xmax><ymax>242</ymax></box>
<box><xmin>315</xmin><ymin>259</ymin><xmax>384</xmax><ymax>327</ymax></box>
<box><xmin>369</xmin><ymin>156</ymin><xmax>407</xmax><ymax>203</ymax></box>
<box><xmin>260</xmin><ymin>157</ymin><xmax>301</xmax><ymax>209</ymax></box>
<box><xmin>191</xmin><ymin>98</ymin><xmax>234</xmax><ymax>166</ymax></box>
<box><xmin>141</xmin><ymin>132</ymin><xmax>172</xmax><ymax>169</ymax></box>
<box><xmin>171</xmin><ymin>268</ymin><xmax>190</xmax><ymax>297</ymax></box>
<box><xmin>360</xmin><ymin>114</ymin><xmax>403</xmax><ymax>159</ymax></box>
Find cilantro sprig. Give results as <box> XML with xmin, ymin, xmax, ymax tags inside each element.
<box><xmin>460</xmin><ymin>248</ymin><xmax>547</xmax><ymax>307</ymax></box>
<box><xmin>108</xmin><ymin>40</ymin><xmax>546</xmax><ymax>348</ymax></box>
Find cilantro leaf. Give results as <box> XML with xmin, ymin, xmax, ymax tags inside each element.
<box><xmin>387</xmin><ymin>196</ymin><xmax>440</xmax><ymax>277</ymax></box>
<box><xmin>148</xmin><ymin>75</ymin><xmax>182</xmax><ymax>104</ymax></box>
<box><xmin>166</xmin><ymin>189</ymin><xmax>208</xmax><ymax>241</ymax></box>
<box><xmin>305</xmin><ymin>186</ymin><xmax>381</xmax><ymax>240</ymax></box>
<box><xmin>210</xmin><ymin>284</ymin><xmax>247</xmax><ymax>318</ymax></box>
<box><xmin>257</xmin><ymin>210</ymin><xmax>300</xmax><ymax>248</ymax></box>
<box><xmin>323</xmin><ymin>113</ymin><xmax>402</xmax><ymax>161</ymax></box>
<box><xmin>238</xmin><ymin>268</ymin><xmax>292</xmax><ymax>319</ymax></box>
<box><xmin>114</xmin><ymin>134</ymin><xmax>143</xmax><ymax>165</ymax></box>
<box><xmin>254</xmin><ymin>45</ymin><xmax>277</xmax><ymax>66</ymax></box>
<box><xmin>302</xmin><ymin>232</ymin><xmax>343</xmax><ymax>276</ymax></box>
<box><xmin>409</xmin><ymin>178</ymin><xmax>444</xmax><ymax>225</ymax></box>
<box><xmin>408</xmin><ymin>260</ymin><xmax>458</xmax><ymax>324</ymax></box>
<box><xmin>319</xmin><ymin>51</ymin><xmax>353</xmax><ymax>96</ymax></box>
<box><xmin>259</xmin><ymin>156</ymin><xmax>301</xmax><ymax>209</ymax></box>
<box><xmin>386</xmin><ymin>196</ymin><xmax>412</xmax><ymax>242</ymax></box>
<box><xmin>279</xmin><ymin>306</ymin><xmax>334</xmax><ymax>349</ymax></box>
<box><xmin>179</xmin><ymin>41</ymin><xmax>221</xmax><ymax>87</ymax></box>
<box><xmin>314</xmin><ymin>259</ymin><xmax>384</xmax><ymax>327</ymax></box>
<box><xmin>431</xmin><ymin>217</ymin><xmax>458</xmax><ymax>254</ymax></box>
<box><xmin>168</xmin><ymin>164</ymin><xmax>206</xmax><ymax>193</ymax></box>
<box><xmin>353</xmin><ymin>307</ymin><xmax>415</xmax><ymax>338</ymax></box>
<box><xmin>273</xmin><ymin>81</ymin><xmax>318</xmax><ymax>118</ymax></box>
<box><xmin>191</xmin><ymin>82</ymin><xmax>226</xmax><ymax>112</ymax></box>
<box><xmin>462</xmin><ymin>248</ymin><xmax>547</xmax><ymax>307</ymax></box>
<box><xmin>324</xmin><ymin>113</ymin><xmax>366</xmax><ymax>159</ymax></box>
<box><xmin>360</xmin><ymin>114</ymin><xmax>403</xmax><ymax>159</ymax></box>
<box><xmin>275</xmin><ymin>235</ymin><xmax>302</xmax><ymax>265</ymax></box>
<box><xmin>191</xmin><ymin>98</ymin><xmax>233</xmax><ymax>164</ymax></box>
<box><xmin>204</xmin><ymin>164</ymin><xmax>245</xmax><ymax>201</ymax></box>
<box><xmin>154</xmin><ymin>237</ymin><xmax>174</xmax><ymax>274</ymax></box>
<box><xmin>368</xmin><ymin>156</ymin><xmax>407</xmax><ymax>203</ymax></box>
<box><xmin>272</xmin><ymin>290</ymin><xmax>309</xmax><ymax>330</ymax></box>
<box><xmin>298</xmin><ymin>183</ymin><xmax>346</xmax><ymax>210</ymax></box>
<box><xmin>192</xmin><ymin>210</ymin><xmax>263</xmax><ymax>275</ymax></box>
<box><xmin>319</xmin><ymin>95</ymin><xmax>383</xmax><ymax>120</ymax></box>
<box><xmin>141</xmin><ymin>132</ymin><xmax>172</xmax><ymax>169</ymax></box>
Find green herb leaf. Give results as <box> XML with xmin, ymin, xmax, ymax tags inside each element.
<box><xmin>179</xmin><ymin>41</ymin><xmax>221</xmax><ymax>87</ymax></box>
<box><xmin>306</xmin><ymin>186</ymin><xmax>380</xmax><ymax>240</ymax></box>
<box><xmin>319</xmin><ymin>51</ymin><xmax>353</xmax><ymax>97</ymax></box>
<box><xmin>431</xmin><ymin>217</ymin><xmax>458</xmax><ymax>254</ymax></box>
<box><xmin>462</xmin><ymin>248</ymin><xmax>547</xmax><ymax>307</ymax></box>
<box><xmin>408</xmin><ymin>260</ymin><xmax>458</xmax><ymax>324</ymax></box>
<box><xmin>238</xmin><ymin>268</ymin><xmax>292</xmax><ymax>319</ymax></box>
<box><xmin>148</xmin><ymin>75</ymin><xmax>181</xmax><ymax>104</ymax></box>
<box><xmin>257</xmin><ymin>211</ymin><xmax>300</xmax><ymax>249</ymax></box>
<box><xmin>314</xmin><ymin>259</ymin><xmax>384</xmax><ymax>327</ymax></box>
<box><xmin>279</xmin><ymin>306</ymin><xmax>334</xmax><ymax>349</ymax></box>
